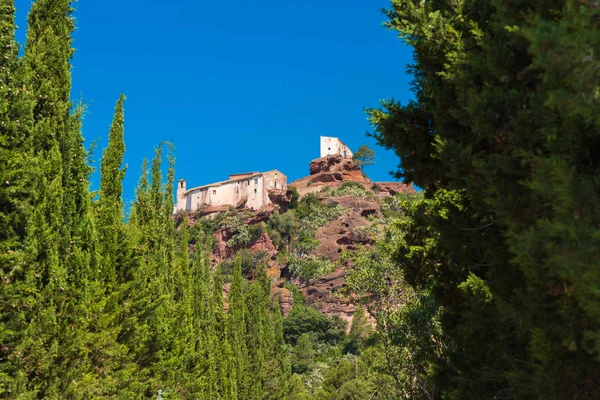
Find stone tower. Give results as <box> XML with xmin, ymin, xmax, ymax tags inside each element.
<box><xmin>320</xmin><ymin>136</ymin><xmax>353</xmax><ymax>159</ymax></box>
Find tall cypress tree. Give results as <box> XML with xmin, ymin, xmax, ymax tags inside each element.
<box><xmin>0</xmin><ymin>0</ymin><xmax>36</xmax><ymax>394</ymax></box>
<box><xmin>245</xmin><ymin>265</ymin><xmax>275</xmax><ymax>399</ymax></box>
<box><xmin>269</xmin><ymin>297</ymin><xmax>291</xmax><ymax>399</ymax></box>
<box><xmin>25</xmin><ymin>0</ymin><xmax>73</xmax><ymax>259</ymax></box>
<box><xmin>228</xmin><ymin>253</ymin><xmax>249</xmax><ymax>397</ymax></box>
<box><xmin>97</xmin><ymin>95</ymin><xmax>126</xmax><ymax>287</ymax></box>
<box><xmin>11</xmin><ymin>0</ymin><xmax>76</xmax><ymax>395</ymax></box>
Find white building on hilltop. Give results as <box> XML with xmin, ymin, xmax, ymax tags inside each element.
<box><xmin>176</xmin><ymin>170</ymin><xmax>287</xmax><ymax>212</ymax></box>
<box><xmin>320</xmin><ymin>136</ymin><xmax>353</xmax><ymax>159</ymax></box>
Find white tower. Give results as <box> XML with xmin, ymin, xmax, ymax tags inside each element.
<box><xmin>320</xmin><ymin>136</ymin><xmax>353</xmax><ymax>158</ymax></box>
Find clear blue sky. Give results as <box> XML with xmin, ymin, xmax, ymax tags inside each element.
<box><xmin>15</xmin><ymin>0</ymin><xmax>414</xmax><ymax>205</ymax></box>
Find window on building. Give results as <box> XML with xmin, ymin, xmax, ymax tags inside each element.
<box><xmin>254</xmin><ymin>188</ymin><xmax>257</xmax><ymax>193</ymax></box>
<box><xmin>274</xmin><ymin>182</ymin><xmax>277</xmax><ymax>188</ymax></box>
<box><xmin>254</xmin><ymin>179</ymin><xmax>258</xmax><ymax>184</ymax></box>
<box><xmin>212</xmin><ymin>190</ymin><xmax>216</xmax><ymax>195</ymax></box>
<box><xmin>180</xmin><ymin>182</ymin><xmax>184</xmax><ymax>189</ymax></box>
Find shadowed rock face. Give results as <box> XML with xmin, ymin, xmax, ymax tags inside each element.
<box><xmin>268</xmin><ymin>190</ymin><xmax>293</xmax><ymax>212</ymax></box>
<box><xmin>294</xmin><ymin>268</ymin><xmax>357</xmax><ymax>326</ymax></box>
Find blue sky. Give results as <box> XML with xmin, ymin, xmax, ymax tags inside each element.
<box><xmin>15</xmin><ymin>0</ymin><xmax>414</xmax><ymax>205</ymax></box>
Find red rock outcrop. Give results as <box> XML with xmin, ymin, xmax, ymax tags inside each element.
<box><xmin>313</xmin><ymin>195</ymin><xmax>381</xmax><ymax>261</ymax></box>
<box><xmin>375</xmin><ymin>182</ymin><xmax>416</xmax><ymax>196</ymax></box>
<box><xmin>268</xmin><ymin>190</ymin><xmax>293</xmax><ymax>212</ymax></box>
<box><xmin>273</xmin><ymin>284</ymin><xmax>295</xmax><ymax>316</ymax></box>
<box><xmin>294</xmin><ymin>268</ymin><xmax>357</xmax><ymax>326</ymax></box>
<box><xmin>291</xmin><ymin>155</ymin><xmax>371</xmax><ymax>192</ymax></box>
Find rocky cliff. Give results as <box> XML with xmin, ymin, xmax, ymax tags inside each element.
<box><xmin>185</xmin><ymin>155</ymin><xmax>415</xmax><ymax>327</ymax></box>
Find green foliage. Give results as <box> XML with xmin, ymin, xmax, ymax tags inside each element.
<box><xmin>380</xmin><ymin>191</ymin><xmax>423</xmax><ymax>219</ymax></box>
<box><xmin>285</xmin><ymin>282</ymin><xmax>306</xmax><ymax>306</ymax></box>
<box><xmin>352</xmin><ymin>145</ymin><xmax>375</xmax><ymax>171</ymax></box>
<box><xmin>338</xmin><ymin>379</ymin><xmax>374</xmax><ymax>400</ymax></box>
<box><xmin>296</xmin><ymin>193</ymin><xmax>344</xmax><ymax>220</ymax></box>
<box><xmin>288</xmin><ymin>185</ymin><xmax>300</xmax><ymax>209</ymax></box>
<box><xmin>222</xmin><ymin>212</ymin><xmax>252</xmax><ymax>248</ymax></box>
<box><xmin>96</xmin><ymin>95</ymin><xmax>127</xmax><ymax>287</ymax></box>
<box><xmin>288</xmin><ymin>254</ymin><xmax>336</xmax><ymax>282</ymax></box>
<box><xmin>367</xmin><ymin>0</ymin><xmax>600</xmax><ymax>397</ymax></box>
<box><xmin>220</xmin><ymin>211</ymin><xmax>264</xmax><ymax>249</ymax></box>
<box><xmin>330</xmin><ymin>182</ymin><xmax>372</xmax><ymax>198</ymax></box>
<box><xmin>343</xmin><ymin>203</ymin><xmax>444</xmax><ymax>398</ymax></box>
<box><xmin>344</xmin><ymin>307</ymin><xmax>371</xmax><ymax>355</ymax></box>
<box><xmin>220</xmin><ymin>249</ymin><xmax>269</xmax><ymax>279</ymax></box>
<box><xmin>267</xmin><ymin>210</ymin><xmax>298</xmax><ymax>250</ymax></box>
<box><xmin>283</xmin><ymin>305</ymin><xmax>345</xmax><ymax>346</ymax></box>
<box><xmin>292</xmin><ymin>333</ymin><xmax>316</xmax><ymax>374</ymax></box>
<box><xmin>293</xmin><ymin>194</ymin><xmax>343</xmax><ymax>259</ymax></box>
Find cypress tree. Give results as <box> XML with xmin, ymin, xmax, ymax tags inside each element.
<box><xmin>228</xmin><ymin>253</ymin><xmax>249</xmax><ymax>397</ymax></box>
<box><xmin>188</xmin><ymin>237</ymin><xmax>211</xmax><ymax>396</ymax></box>
<box><xmin>11</xmin><ymin>0</ymin><xmax>76</xmax><ymax>395</ymax></box>
<box><xmin>211</xmin><ymin>265</ymin><xmax>226</xmax><ymax>343</ymax></box>
<box><xmin>25</xmin><ymin>0</ymin><xmax>73</xmax><ymax>260</ymax></box>
<box><xmin>170</xmin><ymin>217</ymin><xmax>197</xmax><ymax>395</ymax></box>
<box><xmin>0</xmin><ymin>0</ymin><xmax>36</xmax><ymax>394</ymax></box>
<box><xmin>269</xmin><ymin>296</ymin><xmax>291</xmax><ymax>399</ymax></box>
<box><xmin>97</xmin><ymin>95</ymin><xmax>126</xmax><ymax>287</ymax></box>
<box><xmin>245</xmin><ymin>265</ymin><xmax>275</xmax><ymax>399</ymax></box>
<box><xmin>118</xmin><ymin>157</ymin><xmax>160</xmax><ymax>396</ymax></box>
<box><xmin>211</xmin><ymin>264</ymin><xmax>229</xmax><ymax>398</ymax></box>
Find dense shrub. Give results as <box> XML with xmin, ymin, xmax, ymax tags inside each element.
<box><xmin>288</xmin><ymin>254</ymin><xmax>335</xmax><ymax>281</ymax></box>
<box><xmin>331</xmin><ymin>182</ymin><xmax>372</xmax><ymax>198</ymax></box>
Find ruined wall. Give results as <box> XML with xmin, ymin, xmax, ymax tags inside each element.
<box><xmin>320</xmin><ymin>136</ymin><xmax>353</xmax><ymax>159</ymax></box>
<box><xmin>296</xmin><ymin>186</ymin><xmax>324</xmax><ymax>197</ymax></box>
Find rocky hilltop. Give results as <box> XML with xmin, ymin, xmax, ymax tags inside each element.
<box><xmin>183</xmin><ymin>154</ymin><xmax>415</xmax><ymax>326</ymax></box>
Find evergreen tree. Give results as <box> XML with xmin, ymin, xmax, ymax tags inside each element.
<box><xmin>245</xmin><ymin>265</ymin><xmax>277</xmax><ymax>399</ymax></box>
<box><xmin>352</xmin><ymin>145</ymin><xmax>375</xmax><ymax>171</ymax></box>
<box><xmin>291</xmin><ymin>333</ymin><xmax>315</xmax><ymax>375</ymax></box>
<box><xmin>369</xmin><ymin>0</ymin><xmax>600</xmax><ymax>397</ymax></box>
<box><xmin>269</xmin><ymin>297</ymin><xmax>291</xmax><ymax>399</ymax></box>
<box><xmin>12</xmin><ymin>0</ymin><xmax>77</xmax><ymax>395</ymax></box>
<box><xmin>96</xmin><ymin>95</ymin><xmax>126</xmax><ymax>287</ymax></box>
<box><xmin>0</xmin><ymin>0</ymin><xmax>36</xmax><ymax>395</ymax></box>
<box><xmin>228</xmin><ymin>253</ymin><xmax>249</xmax><ymax>397</ymax></box>
<box><xmin>25</xmin><ymin>0</ymin><xmax>74</xmax><ymax>262</ymax></box>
